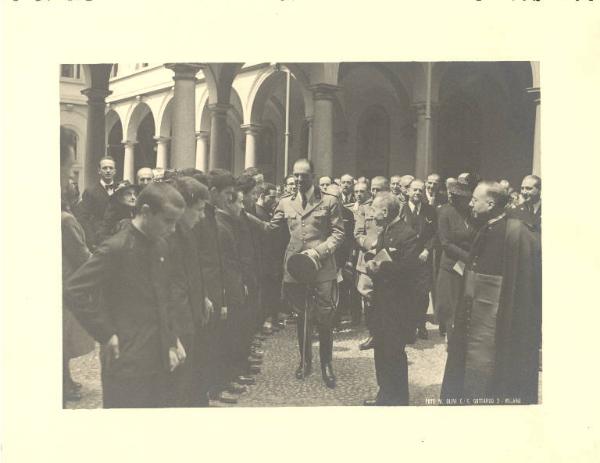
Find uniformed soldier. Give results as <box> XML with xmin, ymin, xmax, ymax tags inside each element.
<box><xmin>246</xmin><ymin>158</ymin><xmax>345</xmax><ymax>388</ymax></box>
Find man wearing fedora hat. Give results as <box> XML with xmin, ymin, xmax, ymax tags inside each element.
<box><xmin>246</xmin><ymin>158</ymin><xmax>345</xmax><ymax>388</ymax></box>
<box><xmin>434</xmin><ymin>176</ymin><xmax>476</xmax><ymax>339</ymax></box>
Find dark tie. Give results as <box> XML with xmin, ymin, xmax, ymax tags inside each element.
<box><xmin>301</xmin><ymin>193</ymin><xmax>307</xmax><ymax>209</ymax></box>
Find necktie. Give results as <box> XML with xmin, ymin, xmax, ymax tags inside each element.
<box><xmin>301</xmin><ymin>192</ymin><xmax>307</xmax><ymax>209</ymax></box>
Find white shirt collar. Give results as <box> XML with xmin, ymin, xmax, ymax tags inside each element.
<box><xmin>408</xmin><ymin>201</ymin><xmax>420</xmax><ymax>215</ymax></box>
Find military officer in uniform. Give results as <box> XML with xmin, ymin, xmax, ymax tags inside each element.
<box><xmin>247</xmin><ymin>158</ymin><xmax>345</xmax><ymax>388</ymax></box>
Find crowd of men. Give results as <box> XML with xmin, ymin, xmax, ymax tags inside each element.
<box><xmin>61</xmin><ymin>127</ymin><xmax>541</xmax><ymax>407</ymax></box>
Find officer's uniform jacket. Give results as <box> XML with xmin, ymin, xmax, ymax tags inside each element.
<box><xmin>248</xmin><ymin>185</ymin><xmax>345</xmax><ymax>283</ymax></box>
<box><xmin>353</xmin><ymin>199</ymin><xmax>382</xmax><ymax>274</ymax></box>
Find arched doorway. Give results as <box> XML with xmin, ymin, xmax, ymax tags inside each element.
<box><xmin>357</xmin><ymin>105</ymin><xmax>390</xmax><ymax>179</ymax></box>
<box><xmin>107</xmin><ymin>119</ymin><xmax>124</xmax><ymax>179</ymax></box>
<box><xmin>135</xmin><ymin>112</ymin><xmax>156</xmax><ymax>173</ymax></box>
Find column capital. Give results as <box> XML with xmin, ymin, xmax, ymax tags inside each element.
<box><xmin>207</xmin><ymin>103</ymin><xmax>231</xmax><ymax>116</ymax></box>
<box><xmin>153</xmin><ymin>136</ymin><xmax>170</xmax><ymax>144</ymax></box>
<box><xmin>412</xmin><ymin>101</ymin><xmax>439</xmax><ymax>117</ymax></box>
<box><xmin>81</xmin><ymin>87</ymin><xmax>112</xmax><ymax>103</ymax></box>
<box><xmin>304</xmin><ymin>116</ymin><xmax>314</xmax><ymax>125</ymax></box>
<box><xmin>526</xmin><ymin>86</ymin><xmax>541</xmax><ymax>104</ymax></box>
<box><xmin>196</xmin><ymin>130</ymin><xmax>210</xmax><ymax>140</ymax></box>
<box><xmin>165</xmin><ymin>63</ymin><xmax>202</xmax><ymax>81</ymax></box>
<box><xmin>309</xmin><ymin>83</ymin><xmax>340</xmax><ymax>101</ymax></box>
<box><xmin>240</xmin><ymin>123</ymin><xmax>263</xmax><ymax>135</ymax></box>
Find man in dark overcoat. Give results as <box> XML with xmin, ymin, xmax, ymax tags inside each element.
<box><xmin>64</xmin><ymin>182</ymin><xmax>185</xmax><ymax>408</ymax></box>
<box><xmin>363</xmin><ymin>192</ymin><xmax>419</xmax><ymax>406</ymax></box>
<box><xmin>402</xmin><ymin>179</ymin><xmax>437</xmax><ymax>340</ymax></box>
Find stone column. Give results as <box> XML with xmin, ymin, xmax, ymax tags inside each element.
<box><xmin>122</xmin><ymin>140</ymin><xmax>137</xmax><ymax>182</ymax></box>
<box><xmin>310</xmin><ymin>84</ymin><xmax>338</xmax><ymax>177</ymax></box>
<box><xmin>241</xmin><ymin>124</ymin><xmax>262</xmax><ymax>169</ymax></box>
<box><xmin>81</xmin><ymin>87</ymin><xmax>112</xmax><ymax>189</ymax></box>
<box><xmin>305</xmin><ymin>116</ymin><xmax>313</xmax><ymax>160</ymax></box>
<box><xmin>195</xmin><ymin>131</ymin><xmax>210</xmax><ymax>171</ymax></box>
<box><xmin>208</xmin><ymin>103</ymin><xmax>231</xmax><ymax>170</ymax></box>
<box><xmin>413</xmin><ymin>102</ymin><xmax>437</xmax><ymax>179</ymax></box>
<box><xmin>165</xmin><ymin>63</ymin><xmax>201</xmax><ymax>169</ymax></box>
<box><xmin>528</xmin><ymin>87</ymin><xmax>541</xmax><ymax>176</ymax></box>
<box><xmin>154</xmin><ymin>136</ymin><xmax>170</xmax><ymax>169</ymax></box>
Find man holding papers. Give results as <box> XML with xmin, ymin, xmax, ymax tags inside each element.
<box><xmin>363</xmin><ymin>192</ymin><xmax>420</xmax><ymax>406</ymax></box>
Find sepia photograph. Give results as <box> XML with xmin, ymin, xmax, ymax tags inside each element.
<box><xmin>60</xmin><ymin>61</ymin><xmax>541</xmax><ymax>408</ymax></box>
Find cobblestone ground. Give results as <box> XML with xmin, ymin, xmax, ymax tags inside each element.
<box><xmin>66</xmin><ymin>315</ymin><xmax>448</xmax><ymax>409</ymax></box>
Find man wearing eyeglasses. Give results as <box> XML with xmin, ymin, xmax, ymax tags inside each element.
<box><xmin>441</xmin><ymin>181</ymin><xmax>541</xmax><ymax>405</ymax></box>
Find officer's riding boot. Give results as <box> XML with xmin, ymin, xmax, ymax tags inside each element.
<box><xmin>295</xmin><ymin>316</ymin><xmax>312</xmax><ymax>379</ymax></box>
<box><xmin>319</xmin><ymin>328</ymin><xmax>336</xmax><ymax>388</ymax></box>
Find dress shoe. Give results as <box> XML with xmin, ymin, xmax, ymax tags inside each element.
<box><xmin>248</xmin><ymin>356</ymin><xmax>263</xmax><ymax>365</ymax></box>
<box><xmin>68</xmin><ymin>380</ymin><xmax>83</xmax><ymax>391</ymax></box>
<box><xmin>363</xmin><ymin>399</ymin><xmax>379</xmax><ymax>406</ymax></box>
<box><xmin>321</xmin><ymin>363</ymin><xmax>336</xmax><ymax>388</ymax></box>
<box><xmin>227</xmin><ymin>382</ymin><xmax>248</xmax><ymax>394</ymax></box>
<box><xmin>262</xmin><ymin>321</ymin><xmax>273</xmax><ymax>335</ymax></box>
<box><xmin>236</xmin><ymin>375</ymin><xmax>256</xmax><ymax>385</ymax></box>
<box><xmin>217</xmin><ymin>392</ymin><xmax>239</xmax><ymax>404</ymax></box>
<box><xmin>63</xmin><ymin>387</ymin><xmax>82</xmax><ymax>402</ymax></box>
<box><xmin>359</xmin><ymin>336</ymin><xmax>374</xmax><ymax>350</ymax></box>
<box><xmin>248</xmin><ymin>365</ymin><xmax>261</xmax><ymax>375</ymax></box>
<box><xmin>295</xmin><ymin>362</ymin><xmax>312</xmax><ymax>379</ymax></box>
<box><xmin>418</xmin><ymin>326</ymin><xmax>429</xmax><ymax>340</ymax></box>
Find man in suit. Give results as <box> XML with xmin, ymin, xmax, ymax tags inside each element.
<box><xmin>390</xmin><ymin>175</ymin><xmax>402</xmax><ymax>200</ymax></box>
<box><xmin>354</xmin><ymin>176</ymin><xmax>388</xmax><ymax>350</ymax></box>
<box><xmin>319</xmin><ymin>175</ymin><xmax>333</xmax><ymax>194</ymax></box>
<box><xmin>340</xmin><ymin>174</ymin><xmax>356</xmax><ymax>206</ymax></box>
<box><xmin>76</xmin><ymin>156</ymin><xmax>117</xmax><ymax>249</ymax></box>
<box><xmin>425</xmin><ymin>173</ymin><xmax>447</xmax><ymax>208</ymax></box>
<box><xmin>363</xmin><ymin>192</ymin><xmax>419</xmax><ymax>406</ymax></box>
<box><xmin>403</xmin><ymin>179</ymin><xmax>437</xmax><ymax>340</ymax></box>
<box><xmin>64</xmin><ymin>182</ymin><xmax>185</xmax><ymax>408</ymax></box>
<box><xmin>137</xmin><ymin>167</ymin><xmax>154</xmax><ymax>187</ymax></box>
<box><xmin>508</xmin><ymin>175</ymin><xmax>542</xmax><ymax>232</ymax></box>
<box><xmin>256</xmin><ymin>183</ymin><xmax>287</xmax><ymax>334</ymax></box>
<box><xmin>247</xmin><ymin>159</ymin><xmax>345</xmax><ymax>388</ymax></box>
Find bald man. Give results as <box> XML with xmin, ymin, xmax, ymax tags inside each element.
<box><xmin>507</xmin><ymin>175</ymin><xmax>542</xmax><ymax>232</ymax></box>
<box><xmin>442</xmin><ymin>181</ymin><xmax>541</xmax><ymax>404</ymax></box>
<box><xmin>137</xmin><ymin>167</ymin><xmax>154</xmax><ymax>188</ymax></box>
<box><xmin>340</xmin><ymin>174</ymin><xmax>356</xmax><ymax>205</ymax></box>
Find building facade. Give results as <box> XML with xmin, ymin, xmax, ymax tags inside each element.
<box><xmin>59</xmin><ymin>62</ymin><xmax>540</xmax><ymax>191</ymax></box>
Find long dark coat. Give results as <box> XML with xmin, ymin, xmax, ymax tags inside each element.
<box><xmin>441</xmin><ymin>217</ymin><xmax>541</xmax><ymax>404</ymax></box>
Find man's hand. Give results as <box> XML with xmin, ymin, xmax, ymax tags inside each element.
<box><xmin>418</xmin><ymin>249</ymin><xmax>429</xmax><ymax>263</ymax></box>
<box><xmin>176</xmin><ymin>338</ymin><xmax>187</xmax><ymax>363</ymax></box>
<box><xmin>168</xmin><ymin>347</ymin><xmax>180</xmax><ymax>372</ymax></box>
<box><xmin>366</xmin><ymin>260</ymin><xmax>381</xmax><ymax>275</ymax></box>
<box><xmin>220</xmin><ymin>306</ymin><xmax>228</xmax><ymax>321</ymax></box>
<box><xmin>303</xmin><ymin>248</ymin><xmax>320</xmax><ymax>262</ymax></box>
<box><xmin>106</xmin><ymin>334</ymin><xmax>120</xmax><ymax>360</ymax></box>
<box><xmin>202</xmin><ymin>297</ymin><xmax>214</xmax><ymax>325</ymax></box>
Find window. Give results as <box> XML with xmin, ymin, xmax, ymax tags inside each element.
<box><xmin>61</xmin><ymin>64</ymin><xmax>81</xmax><ymax>79</ymax></box>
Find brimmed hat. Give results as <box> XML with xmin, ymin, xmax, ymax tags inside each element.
<box><xmin>448</xmin><ymin>177</ymin><xmax>472</xmax><ymax>197</ymax></box>
<box><xmin>287</xmin><ymin>251</ymin><xmax>322</xmax><ymax>284</ymax></box>
<box><xmin>111</xmin><ymin>180</ymin><xmax>139</xmax><ymax>201</ymax></box>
